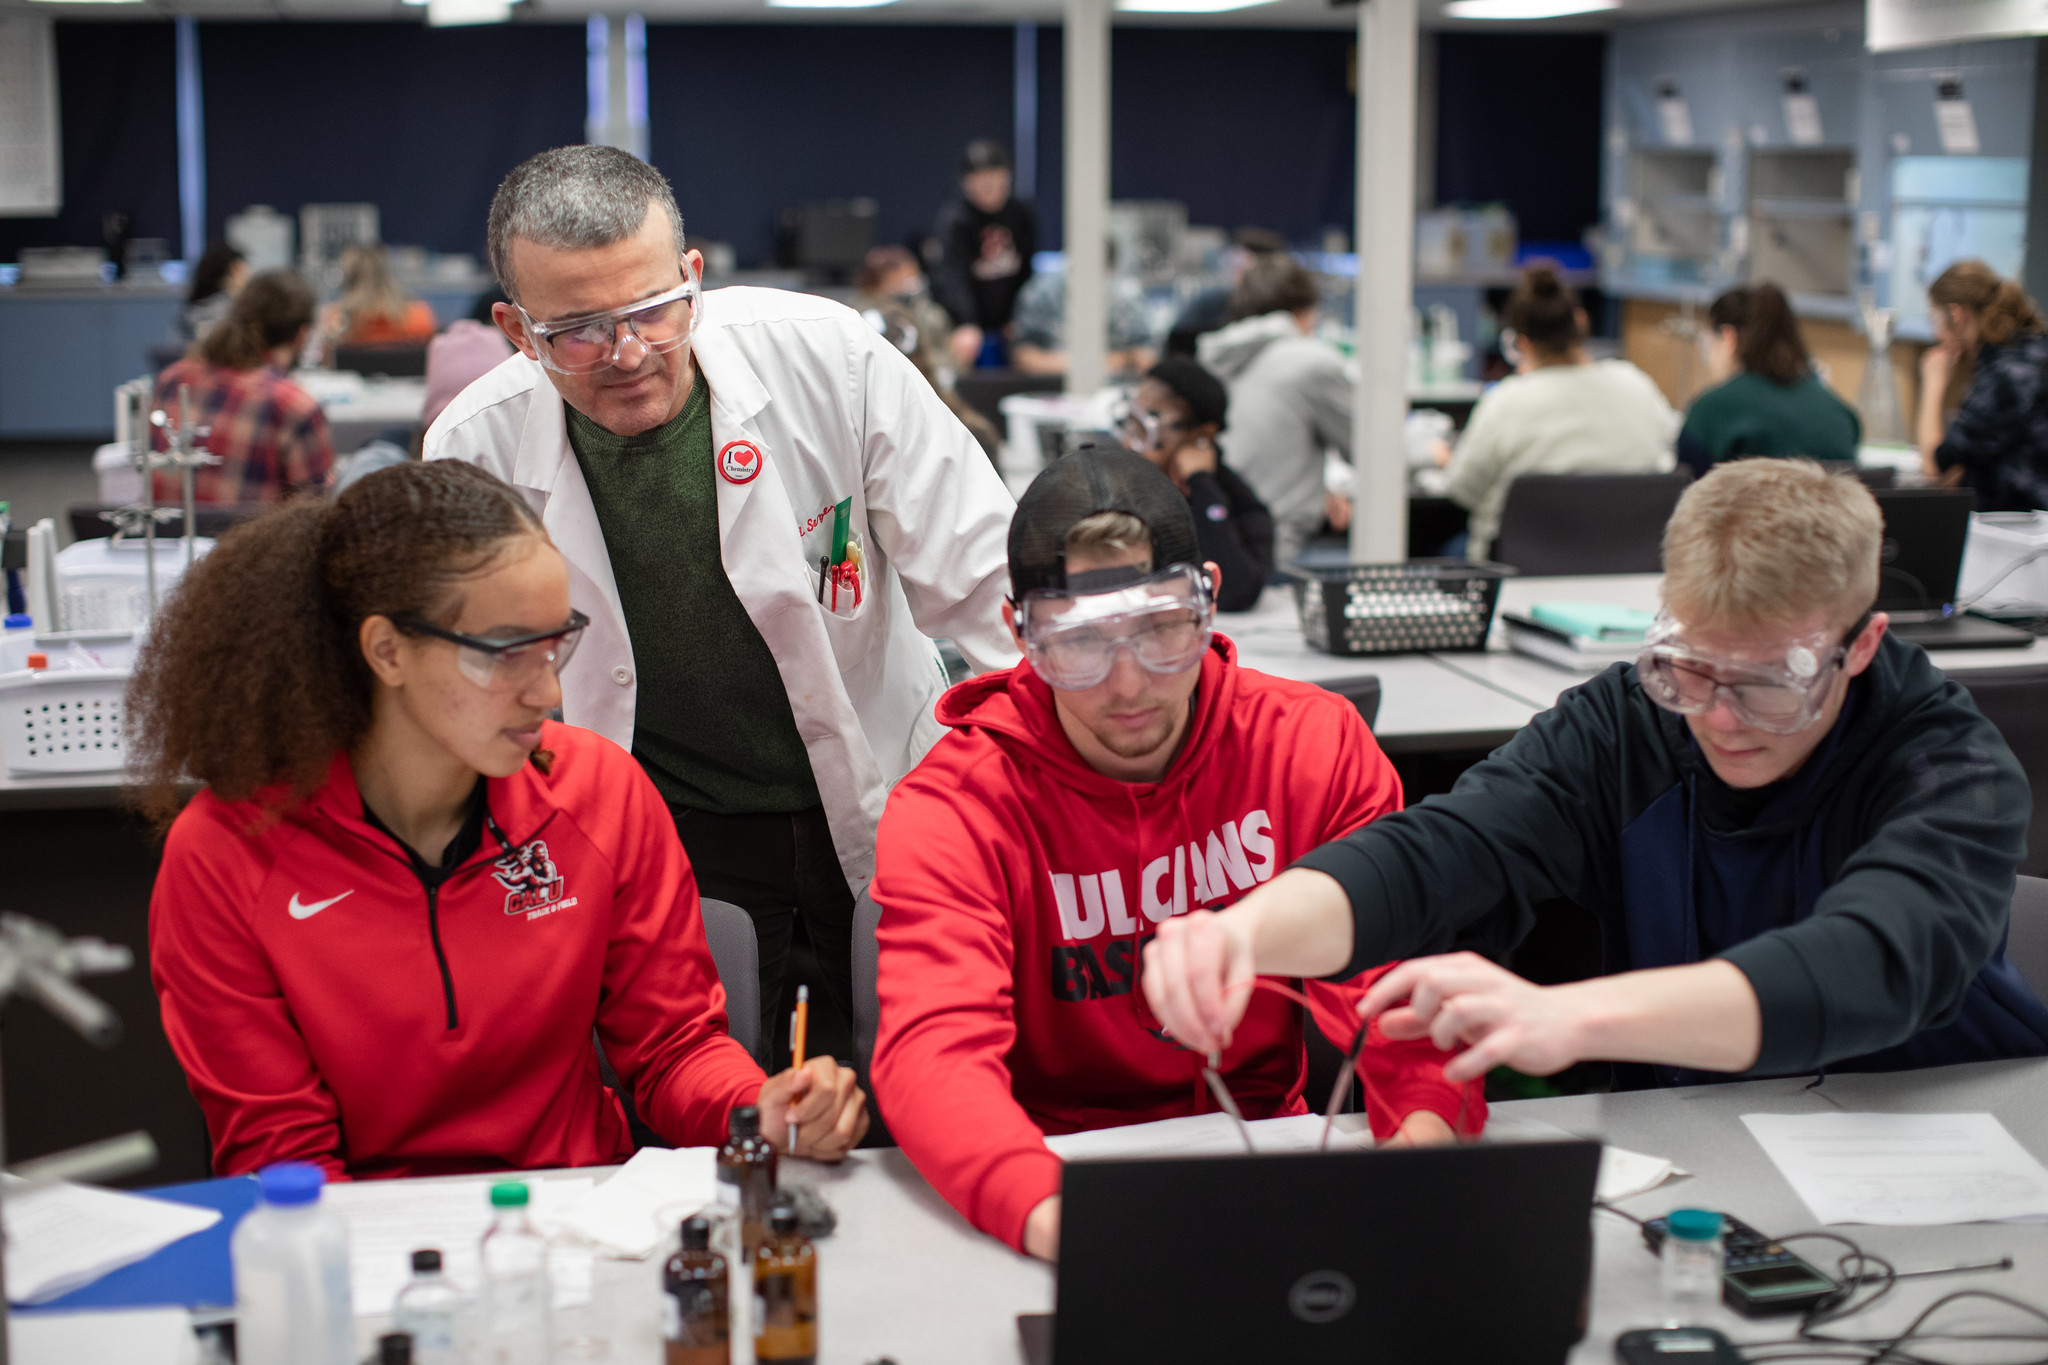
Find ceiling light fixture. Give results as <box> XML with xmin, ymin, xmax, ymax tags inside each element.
<box><xmin>1116</xmin><ymin>0</ymin><xmax>1278</xmax><ymax>10</ymax></box>
<box><xmin>765</xmin><ymin>0</ymin><xmax>902</xmax><ymax>8</ymax></box>
<box><xmin>426</xmin><ymin>0</ymin><xmax>510</xmax><ymax>25</ymax></box>
<box><xmin>1442</xmin><ymin>0</ymin><xmax>1618</xmax><ymax>18</ymax></box>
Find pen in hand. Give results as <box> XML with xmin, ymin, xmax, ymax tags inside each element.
<box><xmin>788</xmin><ymin>984</ymin><xmax>809</xmax><ymax>1155</ymax></box>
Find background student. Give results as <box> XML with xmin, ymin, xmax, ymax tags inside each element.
<box><xmin>873</xmin><ymin>450</ymin><xmax>1479</xmax><ymax>1261</ymax></box>
<box><xmin>1441</xmin><ymin>263</ymin><xmax>1676</xmax><ymax>560</ymax></box>
<box><xmin>138</xmin><ymin>461</ymin><xmax>866</xmax><ymax>1178</ymax></box>
<box><xmin>1678</xmin><ymin>281</ymin><xmax>1860</xmax><ymax>475</ymax></box>
<box><xmin>930</xmin><ymin>139</ymin><xmax>1038</xmax><ymax>369</ymax></box>
<box><xmin>1918</xmin><ymin>258</ymin><xmax>2048</xmax><ymax>510</ymax></box>
<box><xmin>150</xmin><ymin>269</ymin><xmax>334</xmax><ymax>504</ymax></box>
<box><xmin>1116</xmin><ymin>358</ymin><xmax>1273</xmax><ymax>611</ymax></box>
<box><xmin>1140</xmin><ymin>459</ymin><xmax>2047</xmax><ymax>1087</ymax></box>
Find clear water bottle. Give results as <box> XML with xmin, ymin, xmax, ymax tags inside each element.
<box><xmin>392</xmin><ymin>1248</ymin><xmax>465</xmax><ymax>1365</ymax></box>
<box><xmin>231</xmin><ymin>1162</ymin><xmax>355</xmax><ymax>1365</ymax></box>
<box><xmin>1661</xmin><ymin>1208</ymin><xmax>1726</xmax><ymax>1325</ymax></box>
<box><xmin>479</xmin><ymin>1181</ymin><xmax>553</xmax><ymax>1365</ymax></box>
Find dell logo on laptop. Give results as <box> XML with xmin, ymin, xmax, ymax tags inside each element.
<box><xmin>1288</xmin><ymin>1270</ymin><xmax>1357</xmax><ymax>1324</ymax></box>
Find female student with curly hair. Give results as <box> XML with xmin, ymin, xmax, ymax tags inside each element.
<box><xmin>1918</xmin><ymin>259</ymin><xmax>2048</xmax><ymax>510</ymax></box>
<box><xmin>133</xmin><ymin>460</ymin><xmax>866</xmax><ymax>1178</ymax></box>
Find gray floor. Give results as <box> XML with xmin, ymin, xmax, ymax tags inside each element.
<box><xmin>2</xmin><ymin>440</ymin><xmax>103</xmax><ymax>546</ymax></box>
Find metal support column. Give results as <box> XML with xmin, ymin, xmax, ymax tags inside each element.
<box><xmin>1014</xmin><ymin>21</ymin><xmax>1039</xmax><ymax>203</ymax></box>
<box><xmin>1063</xmin><ymin>0</ymin><xmax>1111</xmax><ymax>396</ymax></box>
<box><xmin>174</xmin><ymin>16</ymin><xmax>205</xmax><ymax>267</ymax></box>
<box><xmin>1349</xmin><ymin>0</ymin><xmax>1417</xmax><ymax>563</ymax></box>
<box><xmin>586</xmin><ymin>14</ymin><xmax>648</xmax><ymax>160</ymax></box>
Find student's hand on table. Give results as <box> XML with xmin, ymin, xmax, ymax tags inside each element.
<box><xmin>1382</xmin><ymin>1109</ymin><xmax>1457</xmax><ymax>1148</ymax></box>
<box><xmin>757</xmin><ymin>1056</ymin><xmax>869</xmax><ymax>1161</ymax></box>
<box><xmin>1024</xmin><ymin>1194</ymin><xmax>1061</xmax><ymax>1262</ymax></box>
<box><xmin>1142</xmin><ymin>907</ymin><xmax>1259</xmax><ymax>1057</ymax></box>
<box><xmin>1361</xmin><ymin>952</ymin><xmax>1584</xmax><ymax>1085</ymax></box>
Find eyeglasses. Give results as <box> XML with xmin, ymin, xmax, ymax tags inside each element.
<box><xmin>391</xmin><ymin>610</ymin><xmax>590</xmax><ymax>691</ymax></box>
<box><xmin>1015</xmin><ymin>565</ymin><xmax>1214</xmax><ymax>691</ymax></box>
<box><xmin>515</xmin><ymin>263</ymin><xmax>700</xmax><ymax>376</ymax></box>
<box><xmin>1635</xmin><ymin>611</ymin><xmax>1871</xmax><ymax>736</ymax></box>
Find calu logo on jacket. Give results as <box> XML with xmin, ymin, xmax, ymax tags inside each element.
<box><xmin>493</xmin><ymin>840</ymin><xmax>575</xmax><ymax>920</ymax></box>
<box><xmin>1044</xmin><ymin>809</ymin><xmax>1277</xmax><ymax>1003</ymax></box>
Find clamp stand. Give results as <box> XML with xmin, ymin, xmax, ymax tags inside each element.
<box><xmin>0</xmin><ymin>913</ymin><xmax>145</xmax><ymax>1365</ymax></box>
<box><xmin>139</xmin><ymin>385</ymin><xmax>221</xmax><ymax>616</ymax></box>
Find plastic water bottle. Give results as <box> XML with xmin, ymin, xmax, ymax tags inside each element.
<box><xmin>479</xmin><ymin>1181</ymin><xmax>553</xmax><ymax>1365</ymax></box>
<box><xmin>230</xmin><ymin>1162</ymin><xmax>355</xmax><ymax>1365</ymax></box>
<box><xmin>1661</xmin><ymin>1208</ymin><xmax>1726</xmax><ymax>1325</ymax></box>
<box><xmin>392</xmin><ymin>1248</ymin><xmax>465</xmax><ymax>1365</ymax></box>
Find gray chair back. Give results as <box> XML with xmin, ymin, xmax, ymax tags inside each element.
<box><xmin>2010</xmin><ymin>875</ymin><xmax>2048</xmax><ymax>1003</ymax></box>
<box><xmin>700</xmin><ymin>896</ymin><xmax>764</xmax><ymax>1065</ymax></box>
<box><xmin>852</xmin><ymin>889</ymin><xmax>883</xmax><ymax>1087</ymax></box>
<box><xmin>1489</xmin><ymin>471</ymin><xmax>1693</xmax><ymax>576</ymax></box>
<box><xmin>1321</xmin><ymin>674</ymin><xmax>1382</xmax><ymax>729</ymax></box>
<box><xmin>1952</xmin><ymin>664</ymin><xmax>2048</xmax><ymax>879</ymax></box>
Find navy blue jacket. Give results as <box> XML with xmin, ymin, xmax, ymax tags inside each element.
<box><xmin>1298</xmin><ymin>633</ymin><xmax>2048</xmax><ymax>1080</ymax></box>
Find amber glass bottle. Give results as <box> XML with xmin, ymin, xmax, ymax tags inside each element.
<box><xmin>753</xmin><ymin>1203</ymin><xmax>817</xmax><ymax>1365</ymax></box>
<box><xmin>717</xmin><ymin>1104</ymin><xmax>778</xmax><ymax>1253</ymax></box>
<box><xmin>662</xmin><ymin>1215</ymin><xmax>729</xmax><ymax>1365</ymax></box>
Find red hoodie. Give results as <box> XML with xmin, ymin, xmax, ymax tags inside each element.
<box><xmin>150</xmin><ymin>722</ymin><xmax>765</xmax><ymax>1179</ymax></box>
<box><xmin>872</xmin><ymin>637</ymin><xmax>1485</xmax><ymax>1251</ymax></box>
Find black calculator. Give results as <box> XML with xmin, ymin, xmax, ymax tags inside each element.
<box><xmin>1640</xmin><ymin>1212</ymin><xmax>1838</xmax><ymax>1316</ymax></box>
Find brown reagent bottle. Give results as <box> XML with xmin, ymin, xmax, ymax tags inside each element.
<box><xmin>662</xmin><ymin>1214</ymin><xmax>729</xmax><ymax>1365</ymax></box>
<box><xmin>717</xmin><ymin>1103</ymin><xmax>778</xmax><ymax>1254</ymax></box>
<box><xmin>753</xmin><ymin>1202</ymin><xmax>817</xmax><ymax>1365</ymax></box>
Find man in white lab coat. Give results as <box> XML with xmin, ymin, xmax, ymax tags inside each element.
<box><xmin>427</xmin><ymin>146</ymin><xmax>1017</xmax><ymax>1057</ymax></box>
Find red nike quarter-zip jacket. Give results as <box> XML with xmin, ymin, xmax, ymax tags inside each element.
<box><xmin>872</xmin><ymin>637</ymin><xmax>1486</xmax><ymax>1251</ymax></box>
<box><xmin>151</xmin><ymin>722</ymin><xmax>765</xmax><ymax>1179</ymax></box>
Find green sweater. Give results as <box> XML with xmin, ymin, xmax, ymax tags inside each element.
<box><xmin>567</xmin><ymin>381</ymin><xmax>819</xmax><ymax>815</ymax></box>
<box><xmin>1678</xmin><ymin>371</ymin><xmax>1861</xmax><ymax>472</ymax></box>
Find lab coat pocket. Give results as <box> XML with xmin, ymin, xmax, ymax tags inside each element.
<box><xmin>810</xmin><ymin>548</ymin><xmax>869</xmax><ymax>622</ymax></box>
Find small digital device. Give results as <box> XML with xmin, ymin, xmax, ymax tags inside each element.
<box><xmin>1642</xmin><ymin>1212</ymin><xmax>1838</xmax><ymax>1317</ymax></box>
<box><xmin>1616</xmin><ymin>1327</ymin><xmax>1743</xmax><ymax>1364</ymax></box>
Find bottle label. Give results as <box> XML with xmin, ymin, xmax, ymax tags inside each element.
<box><xmin>662</xmin><ymin>1291</ymin><xmax>682</xmax><ymax>1341</ymax></box>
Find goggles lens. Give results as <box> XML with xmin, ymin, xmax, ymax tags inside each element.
<box><xmin>398</xmin><ymin>612</ymin><xmax>589</xmax><ymax>692</ymax></box>
<box><xmin>521</xmin><ymin>267</ymin><xmax>699</xmax><ymax>376</ymax></box>
<box><xmin>1019</xmin><ymin>566</ymin><xmax>1214</xmax><ymax>691</ymax></box>
<box><xmin>1633</xmin><ymin>612</ymin><xmax>1865</xmax><ymax>735</ymax></box>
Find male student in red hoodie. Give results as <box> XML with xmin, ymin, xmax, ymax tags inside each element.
<box><xmin>872</xmin><ymin>448</ymin><xmax>1484</xmax><ymax>1261</ymax></box>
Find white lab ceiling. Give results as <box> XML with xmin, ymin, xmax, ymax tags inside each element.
<box><xmin>0</xmin><ymin>0</ymin><xmax>1803</xmax><ymax>29</ymax></box>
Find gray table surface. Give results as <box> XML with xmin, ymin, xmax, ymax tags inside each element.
<box><xmin>777</xmin><ymin>1057</ymin><xmax>2048</xmax><ymax>1364</ymax></box>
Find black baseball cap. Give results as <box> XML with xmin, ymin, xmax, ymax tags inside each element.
<box><xmin>1008</xmin><ymin>445</ymin><xmax>1201</xmax><ymax>599</ymax></box>
<box><xmin>962</xmin><ymin>139</ymin><xmax>1011</xmax><ymax>174</ymax></box>
<box><xmin>1145</xmin><ymin>358</ymin><xmax>1229</xmax><ymax>431</ymax></box>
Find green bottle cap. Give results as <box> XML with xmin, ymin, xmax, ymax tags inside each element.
<box><xmin>489</xmin><ymin>1182</ymin><xmax>531</xmax><ymax>1208</ymax></box>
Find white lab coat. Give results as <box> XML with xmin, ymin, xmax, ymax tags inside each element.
<box><xmin>425</xmin><ymin>285</ymin><xmax>1019</xmax><ymax>891</ymax></box>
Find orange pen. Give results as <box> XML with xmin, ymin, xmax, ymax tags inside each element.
<box><xmin>788</xmin><ymin>984</ymin><xmax>809</xmax><ymax>1155</ymax></box>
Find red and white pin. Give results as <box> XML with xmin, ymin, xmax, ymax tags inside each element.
<box><xmin>718</xmin><ymin>440</ymin><xmax>763</xmax><ymax>485</ymax></box>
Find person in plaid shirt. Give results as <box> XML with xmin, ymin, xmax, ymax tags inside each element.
<box><xmin>151</xmin><ymin>270</ymin><xmax>335</xmax><ymax>504</ymax></box>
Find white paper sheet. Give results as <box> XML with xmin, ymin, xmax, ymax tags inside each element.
<box><xmin>540</xmin><ymin>1147</ymin><xmax>717</xmax><ymax>1258</ymax></box>
<box><xmin>2</xmin><ymin>1178</ymin><xmax>222</xmax><ymax>1305</ymax></box>
<box><xmin>8</xmin><ymin>1307</ymin><xmax>200</xmax><ymax>1365</ymax></box>
<box><xmin>1742</xmin><ymin>1111</ymin><xmax>2048</xmax><ymax>1226</ymax></box>
<box><xmin>324</xmin><ymin>1175</ymin><xmax>593</xmax><ymax>1317</ymax></box>
<box><xmin>1043</xmin><ymin>1112</ymin><xmax>1374</xmax><ymax>1161</ymax></box>
<box><xmin>1481</xmin><ymin>1113</ymin><xmax>1688</xmax><ymax>1201</ymax></box>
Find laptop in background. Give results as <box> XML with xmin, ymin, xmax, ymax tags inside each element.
<box><xmin>1873</xmin><ymin>489</ymin><xmax>2035</xmax><ymax>651</ymax></box>
<box><xmin>1022</xmin><ymin>1139</ymin><xmax>1601</xmax><ymax>1365</ymax></box>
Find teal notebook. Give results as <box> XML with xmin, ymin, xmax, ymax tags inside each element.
<box><xmin>1527</xmin><ymin>601</ymin><xmax>1656</xmax><ymax>643</ymax></box>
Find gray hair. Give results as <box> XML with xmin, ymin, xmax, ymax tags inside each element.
<box><xmin>486</xmin><ymin>145</ymin><xmax>685</xmax><ymax>301</ymax></box>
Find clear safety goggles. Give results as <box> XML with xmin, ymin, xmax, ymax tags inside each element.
<box><xmin>393</xmin><ymin>610</ymin><xmax>590</xmax><ymax>692</ymax></box>
<box><xmin>1112</xmin><ymin>398</ymin><xmax>1194</xmax><ymax>456</ymax></box>
<box><xmin>1635</xmin><ymin>611</ymin><xmax>1870</xmax><ymax>735</ymax></box>
<box><xmin>1015</xmin><ymin>564</ymin><xmax>1214</xmax><ymax>691</ymax></box>
<box><xmin>515</xmin><ymin>262</ymin><xmax>700</xmax><ymax>376</ymax></box>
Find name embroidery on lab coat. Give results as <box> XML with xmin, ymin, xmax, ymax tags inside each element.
<box><xmin>719</xmin><ymin>440</ymin><xmax>763</xmax><ymax>484</ymax></box>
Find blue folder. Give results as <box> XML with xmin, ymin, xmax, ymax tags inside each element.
<box><xmin>15</xmin><ymin>1176</ymin><xmax>256</xmax><ymax>1320</ymax></box>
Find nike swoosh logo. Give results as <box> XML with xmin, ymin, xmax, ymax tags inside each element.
<box><xmin>288</xmin><ymin>890</ymin><xmax>354</xmax><ymax>921</ymax></box>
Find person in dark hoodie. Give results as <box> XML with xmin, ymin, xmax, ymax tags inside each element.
<box><xmin>1116</xmin><ymin>359</ymin><xmax>1274</xmax><ymax>611</ymax></box>
<box><xmin>1143</xmin><ymin>458</ymin><xmax>2048</xmax><ymax>1090</ymax></box>
<box><xmin>930</xmin><ymin>139</ymin><xmax>1038</xmax><ymax>370</ymax></box>
<box><xmin>871</xmin><ymin>448</ymin><xmax>1483</xmax><ymax>1261</ymax></box>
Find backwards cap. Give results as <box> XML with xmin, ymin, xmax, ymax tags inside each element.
<box><xmin>1008</xmin><ymin>444</ymin><xmax>1201</xmax><ymax>598</ymax></box>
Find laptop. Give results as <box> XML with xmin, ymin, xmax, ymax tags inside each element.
<box><xmin>1022</xmin><ymin>1139</ymin><xmax>1601</xmax><ymax>1365</ymax></box>
<box><xmin>1873</xmin><ymin>489</ymin><xmax>2035</xmax><ymax>651</ymax></box>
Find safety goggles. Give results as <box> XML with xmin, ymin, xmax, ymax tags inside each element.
<box><xmin>392</xmin><ymin>610</ymin><xmax>590</xmax><ymax>692</ymax></box>
<box><xmin>1112</xmin><ymin>399</ymin><xmax>1193</xmax><ymax>455</ymax></box>
<box><xmin>1015</xmin><ymin>564</ymin><xmax>1214</xmax><ymax>691</ymax></box>
<box><xmin>1635</xmin><ymin>611</ymin><xmax>1870</xmax><ymax>735</ymax></box>
<box><xmin>515</xmin><ymin>263</ymin><xmax>700</xmax><ymax>376</ymax></box>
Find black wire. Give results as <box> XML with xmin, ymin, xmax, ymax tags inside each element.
<box><xmin>1595</xmin><ymin>1198</ymin><xmax>1648</xmax><ymax>1227</ymax></box>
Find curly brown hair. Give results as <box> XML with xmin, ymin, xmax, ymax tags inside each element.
<box><xmin>127</xmin><ymin>461</ymin><xmax>546</xmax><ymax>828</ymax></box>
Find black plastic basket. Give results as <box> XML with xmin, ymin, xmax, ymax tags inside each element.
<box><xmin>1289</xmin><ymin>558</ymin><xmax>1515</xmax><ymax>655</ymax></box>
